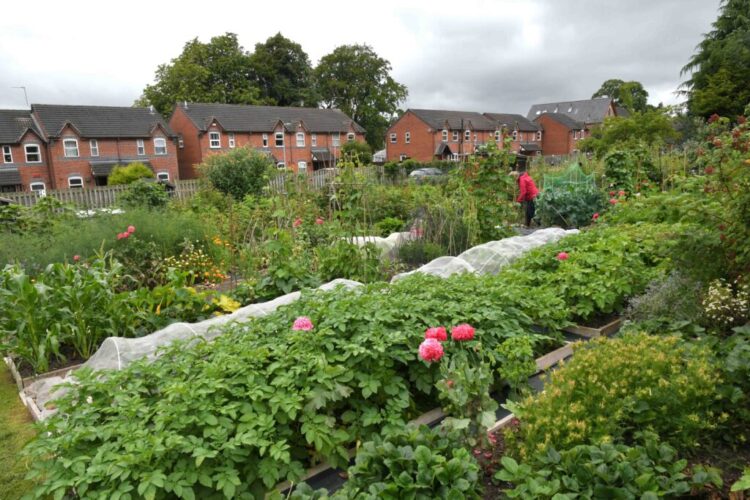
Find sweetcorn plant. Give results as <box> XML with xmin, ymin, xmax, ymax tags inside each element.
<box><xmin>505</xmin><ymin>333</ymin><xmax>722</xmax><ymax>459</ymax></box>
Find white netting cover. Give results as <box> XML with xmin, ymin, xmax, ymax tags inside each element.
<box><xmin>348</xmin><ymin>231</ymin><xmax>414</xmax><ymax>259</ymax></box>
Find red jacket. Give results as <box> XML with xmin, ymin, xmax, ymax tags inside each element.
<box><xmin>517</xmin><ymin>172</ymin><xmax>539</xmax><ymax>202</ymax></box>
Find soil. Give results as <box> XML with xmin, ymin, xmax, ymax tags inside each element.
<box><xmin>15</xmin><ymin>345</ymin><xmax>85</xmax><ymax>379</ymax></box>
<box><xmin>575</xmin><ymin>311</ymin><xmax>621</xmax><ymax>329</ymax></box>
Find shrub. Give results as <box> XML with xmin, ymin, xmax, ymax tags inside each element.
<box><xmin>118</xmin><ymin>179</ymin><xmax>169</xmax><ymax>209</ymax></box>
<box><xmin>373</xmin><ymin>216</ymin><xmax>405</xmax><ymax>237</ymax></box>
<box><xmin>316</xmin><ymin>240</ymin><xmax>384</xmax><ymax>284</ymax></box>
<box><xmin>625</xmin><ymin>271</ymin><xmax>704</xmax><ymax>332</ymax></box>
<box><xmin>397</xmin><ymin>239</ymin><xmax>446</xmax><ymax>266</ymax></box>
<box><xmin>200</xmin><ymin>146</ymin><xmax>275</xmax><ymax>200</ymax></box>
<box><xmin>341</xmin><ymin>141</ymin><xmax>373</xmax><ymax>167</ymax></box>
<box><xmin>535</xmin><ymin>183</ymin><xmax>606</xmax><ymax>228</ymax></box>
<box><xmin>506</xmin><ymin>333</ymin><xmax>722</xmax><ymax>458</ymax></box>
<box><xmin>108</xmin><ymin>162</ymin><xmax>155</xmax><ymax>185</ymax></box>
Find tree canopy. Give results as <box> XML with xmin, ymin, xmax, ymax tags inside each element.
<box><xmin>314</xmin><ymin>44</ymin><xmax>408</xmax><ymax>148</ymax></box>
<box><xmin>578</xmin><ymin>108</ymin><xmax>679</xmax><ymax>157</ymax></box>
<box><xmin>592</xmin><ymin>79</ymin><xmax>650</xmax><ymax>113</ymax></box>
<box><xmin>681</xmin><ymin>0</ymin><xmax>750</xmax><ymax>118</ymax></box>
<box><xmin>249</xmin><ymin>33</ymin><xmax>317</xmax><ymax>107</ymax></box>
<box><xmin>137</xmin><ymin>33</ymin><xmax>260</xmax><ymax>117</ymax></box>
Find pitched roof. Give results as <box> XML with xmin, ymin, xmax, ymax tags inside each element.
<box><xmin>409</xmin><ymin>109</ymin><xmax>498</xmax><ymax>131</ymax></box>
<box><xmin>178</xmin><ymin>103</ymin><xmax>365</xmax><ymax>134</ymax></box>
<box><xmin>537</xmin><ymin>113</ymin><xmax>585</xmax><ymax>129</ymax></box>
<box><xmin>32</xmin><ymin>104</ymin><xmax>175</xmax><ymax>139</ymax></box>
<box><xmin>526</xmin><ymin>97</ymin><xmax>613</xmax><ymax>125</ymax></box>
<box><xmin>483</xmin><ymin>113</ymin><xmax>540</xmax><ymax>131</ymax></box>
<box><xmin>0</xmin><ymin>109</ymin><xmax>44</xmax><ymax>144</ymax></box>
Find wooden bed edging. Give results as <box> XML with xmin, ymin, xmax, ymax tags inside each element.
<box><xmin>562</xmin><ymin>317</ymin><xmax>623</xmax><ymax>339</ymax></box>
<box><xmin>3</xmin><ymin>356</ymin><xmax>84</xmax><ymax>391</ymax></box>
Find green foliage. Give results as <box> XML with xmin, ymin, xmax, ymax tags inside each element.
<box><xmin>497</xmin><ymin>433</ymin><xmax>719</xmax><ymax>499</ymax></box>
<box><xmin>341</xmin><ymin>140</ymin><xmax>373</xmax><ymax>166</ymax></box>
<box><xmin>397</xmin><ymin>239</ymin><xmax>446</xmax><ymax>266</ymax></box>
<box><xmin>505</xmin><ymin>334</ymin><xmax>722</xmax><ymax>459</ymax></box>
<box><xmin>495</xmin><ymin>336</ymin><xmax>537</xmax><ymax>395</ymax></box>
<box><xmin>0</xmin><ymin>367</ymin><xmax>37</xmax><ymax>499</ymax></box>
<box><xmin>107</xmin><ymin>162</ymin><xmax>155</xmax><ymax>185</ymax></box>
<box><xmin>602</xmin><ymin>147</ymin><xmax>662</xmax><ymax>193</ymax></box>
<box><xmin>200</xmin><ymin>146</ymin><xmax>275</xmax><ymax>200</ymax></box>
<box><xmin>0</xmin><ymin>196</ymin><xmax>74</xmax><ymax>235</ymax></box>
<box><xmin>314</xmin><ymin>44</ymin><xmax>407</xmax><ymax>148</ymax></box>
<box><xmin>333</xmin><ymin>424</ymin><xmax>482</xmax><ymax>499</ymax></box>
<box><xmin>137</xmin><ymin>32</ymin><xmax>261</xmax><ymax>116</ymax></box>
<box><xmin>732</xmin><ymin>468</ymin><xmax>750</xmax><ymax>492</ymax></box>
<box><xmin>118</xmin><ymin>179</ymin><xmax>169</xmax><ymax>209</ymax></box>
<box><xmin>535</xmin><ymin>183</ymin><xmax>605</xmax><ymax>228</ymax></box>
<box><xmin>592</xmin><ymin>78</ymin><xmax>649</xmax><ymax>113</ymax></box>
<box><xmin>373</xmin><ymin>216</ymin><xmax>404</xmax><ymax>237</ymax></box>
<box><xmin>681</xmin><ymin>0</ymin><xmax>750</xmax><ymax>118</ymax></box>
<box><xmin>255</xmin><ymin>230</ymin><xmax>320</xmax><ymax>300</ymax></box>
<box><xmin>625</xmin><ymin>272</ymin><xmax>704</xmax><ymax>335</ymax></box>
<box><xmin>316</xmin><ymin>240</ymin><xmax>383</xmax><ymax>284</ymax></box>
<box><xmin>249</xmin><ymin>32</ymin><xmax>316</xmax><ymax>107</ymax></box>
<box><xmin>579</xmin><ymin>109</ymin><xmax>679</xmax><ymax>157</ymax></box>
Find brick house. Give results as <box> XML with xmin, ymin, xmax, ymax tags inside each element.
<box><xmin>0</xmin><ymin>109</ymin><xmax>49</xmax><ymax>193</ymax></box>
<box><xmin>483</xmin><ymin>113</ymin><xmax>543</xmax><ymax>156</ymax></box>
<box><xmin>526</xmin><ymin>97</ymin><xmax>620</xmax><ymax>155</ymax></box>
<box><xmin>28</xmin><ymin>104</ymin><xmax>179</xmax><ymax>190</ymax></box>
<box><xmin>169</xmin><ymin>103</ymin><xmax>366</xmax><ymax>179</ymax></box>
<box><xmin>385</xmin><ymin>109</ymin><xmax>501</xmax><ymax>163</ymax></box>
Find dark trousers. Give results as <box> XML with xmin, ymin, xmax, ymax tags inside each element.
<box><xmin>522</xmin><ymin>200</ymin><xmax>535</xmax><ymax>227</ymax></box>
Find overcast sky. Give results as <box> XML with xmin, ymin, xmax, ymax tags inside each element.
<box><xmin>0</xmin><ymin>0</ymin><xmax>721</xmax><ymax>115</ymax></box>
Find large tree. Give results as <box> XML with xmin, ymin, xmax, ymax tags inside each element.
<box><xmin>314</xmin><ymin>44</ymin><xmax>407</xmax><ymax>148</ymax></box>
<box><xmin>579</xmin><ymin>108</ymin><xmax>679</xmax><ymax>157</ymax></box>
<box><xmin>137</xmin><ymin>33</ymin><xmax>260</xmax><ymax>117</ymax></box>
<box><xmin>592</xmin><ymin>79</ymin><xmax>649</xmax><ymax>113</ymax></box>
<box><xmin>681</xmin><ymin>0</ymin><xmax>750</xmax><ymax>118</ymax></box>
<box><xmin>250</xmin><ymin>33</ymin><xmax>317</xmax><ymax>107</ymax></box>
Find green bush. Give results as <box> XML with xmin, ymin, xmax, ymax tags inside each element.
<box><xmin>535</xmin><ymin>183</ymin><xmax>606</xmax><ymax>228</ymax></box>
<box><xmin>108</xmin><ymin>162</ymin><xmax>155</xmax><ymax>185</ymax></box>
<box><xmin>316</xmin><ymin>240</ymin><xmax>384</xmax><ymax>284</ymax></box>
<box><xmin>506</xmin><ymin>333</ymin><xmax>722</xmax><ymax>459</ymax></box>
<box><xmin>397</xmin><ymin>239</ymin><xmax>446</xmax><ymax>266</ymax></box>
<box><xmin>200</xmin><ymin>146</ymin><xmax>274</xmax><ymax>200</ymax></box>
<box><xmin>341</xmin><ymin>141</ymin><xmax>373</xmax><ymax>167</ymax></box>
<box><xmin>373</xmin><ymin>216</ymin><xmax>404</xmax><ymax>237</ymax></box>
<box><xmin>118</xmin><ymin>179</ymin><xmax>169</xmax><ymax>209</ymax></box>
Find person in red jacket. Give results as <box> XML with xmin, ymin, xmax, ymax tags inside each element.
<box><xmin>513</xmin><ymin>166</ymin><xmax>539</xmax><ymax>227</ymax></box>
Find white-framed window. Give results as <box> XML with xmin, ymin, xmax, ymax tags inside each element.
<box><xmin>494</xmin><ymin>130</ymin><xmax>501</xmax><ymax>142</ymax></box>
<box><xmin>390</xmin><ymin>133</ymin><xmax>397</xmax><ymax>144</ymax></box>
<box><xmin>228</xmin><ymin>133</ymin><xmax>235</xmax><ymax>148</ymax></box>
<box><xmin>311</xmin><ymin>134</ymin><xmax>317</xmax><ymax>147</ymax></box>
<box><xmin>296</xmin><ymin>132</ymin><xmax>305</xmax><ymax>147</ymax></box>
<box><xmin>275</xmin><ymin>132</ymin><xmax>284</xmax><ymax>147</ymax></box>
<box><xmin>332</xmin><ymin>133</ymin><xmax>341</xmax><ymax>147</ymax></box>
<box><xmin>3</xmin><ymin>145</ymin><xmax>12</xmax><ymax>163</ymax></box>
<box><xmin>178</xmin><ymin>135</ymin><xmax>184</xmax><ymax>148</ymax></box>
<box><xmin>154</xmin><ymin>137</ymin><xmax>167</xmax><ymax>155</ymax></box>
<box><xmin>136</xmin><ymin>139</ymin><xmax>145</xmax><ymax>155</ymax></box>
<box><xmin>30</xmin><ymin>181</ymin><xmax>46</xmax><ymax>195</ymax></box>
<box><xmin>536</xmin><ymin>131</ymin><xmax>542</xmax><ymax>141</ymax></box>
<box><xmin>209</xmin><ymin>131</ymin><xmax>221</xmax><ymax>149</ymax></box>
<box><xmin>63</xmin><ymin>138</ymin><xmax>79</xmax><ymax>158</ymax></box>
<box><xmin>442</xmin><ymin>130</ymin><xmax>448</xmax><ymax>142</ymax></box>
<box><xmin>89</xmin><ymin>139</ymin><xmax>99</xmax><ymax>157</ymax></box>
<box><xmin>68</xmin><ymin>176</ymin><xmax>83</xmax><ymax>188</ymax></box>
<box><xmin>399</xmin><ymin>154</ymin><xmax>408</xmax><ymax>161</ymax></box>
<box><xmin>452</xmin><ymin>131</ymin><xmax>458</xmax><ymax>142</ymax></box>
<box><xmin>276</xmin><ymin>161</ymin><xmax>286</xmax><ymax>169</ymax></box>
<box><xmin>157</xmin><ymin>172</ymin><xmax>170</xmax><ymax>182</ymax></box>
<box><xmin>297</xmin><ymin>161</ymin><xmax>307</xmax><ymax>173</ymax></box>
<box><xmin>464</xmin><ymin>130</ymin><xmax>471</xmax><ymax>141</ymax></box>
<box><xmin>262</xmin><ymin>134</ymin><xmax>269</xmax><ymax>147</ymax></box>
<box><xmin>405</xmin><ymin>132</ymin><xmax>411</xmax><ymax>144</ymax></box>
<box><xmin>512</xmin><ymin>130</ymin><xmax>518</xmax><ymax>141</ymax></box>
<box><xmin>24</xmin><ymin>144</ymin><xmax>41</xmax><ymax>163</ymax></box>
<box><xmin>347</xmin><ymin>132</ymin><xmax>355</xmax><ymax>142</ymax></box>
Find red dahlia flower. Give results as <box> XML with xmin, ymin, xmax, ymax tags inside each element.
<box><xmin>451</xmin><ymin>323</ymin><xmax>475</xmax><ymax>341</ymax></box>
<box><xmin>418</xmin><ymin>338</ymin><xmax>444</xmax><ymax>362</ymax></box>
<box><xmin>425</xmin><ymin>326</ymin><xmax>447</xmax><ymax>341</ymax></box>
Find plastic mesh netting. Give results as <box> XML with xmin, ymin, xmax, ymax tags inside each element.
<box><xmin>543</xmin><ymin>162</ymin><xmax>596</xmax><ymax>189</ymax></box>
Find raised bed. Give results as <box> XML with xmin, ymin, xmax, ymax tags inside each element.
<box><xmin>3</xmin><ymin>356</ymin><xmax>83</xmax><ymax>392</ymax></box>
<box><xmin>562</xmin><ymin>316</ymin><xmax>623</xmax><ymax>339</ymax></box>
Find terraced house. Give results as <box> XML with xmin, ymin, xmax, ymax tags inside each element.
<box><xmin>169</xmin><ymin>103</ymin><xmax>366</xmax><ymax>179</ymax></box>
<box><xmin>0</xmin><ymin>105</ymin><xmax>179</xmax><ymax>192</ymax></box>
<box><xmin>385</xmin><ymin>109</ymin><xmax>543</xmax><ymax>163</ymax></box>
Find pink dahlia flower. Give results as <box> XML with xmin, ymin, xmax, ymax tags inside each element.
<box><xmin>293</xmin><ymin>217</ymin><xmax>303</xmax><ymax>228</ymax></box>
<box><xmin>451</xmin><ymin>323</ymin><xmax>475</xmax><ymax>341</ymax></box>
<box><xmin>556</xmin><ymin>252</ymin><xmax>569</xmax><ymax>261</ymax></box>
<box><xmin>609</xmin><ymin>198</ymin><xmax>618</xmax><ymax>205</ymax></box>
<box><xmin>292</xmin><ymin>316</ymin><xmax>313</xmax><ymax>331</ymax></box>
<box><xmin>592</xmin><ymin>212</ymin><xmax>599</xmax><ymax>221</ymax></box>
<box><xmin>315</xmin><ymin>217</ymin><xmax>324</xmax><ymax>225</ymax></box>
<box><xmin>127</xmin><ymin>225</ymin><xmax>136</xmax><ymax>234</ymax></box>
<box><xmin>418</xmin><ymin>338</ymin><xmax>444</xmax><ymax>362</ymax></box>
<box><xmin>425</xmin><ymin>326</ymin><xmax>447</xmax><ymax>341</ymax></box>
<box><xmin>618</xmin><ymin>190</ymin><xmax>626</xmax><ymax>197</ymax></box>
<box><xmin>73</xmin><ymin>255</ymin><xmax>80</xmax><ymax>262</ymax></box>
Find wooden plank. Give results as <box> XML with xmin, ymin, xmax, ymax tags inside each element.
<box><xmin>18</xmin><ymin>390</ymin><xmax>42</xmax><ymax>422</ymax></box>
<box><xmin>3</xmin><ymin>356</ymin><xmax>24</xmax><ymax>392</ymax></box>
<box><xmin>534</xmin><ymin>342</ymin><xmax>574</xmax><ymax>373</ymax></box>
<box><xmin>488</xmin><ymin>413</ymin><xmax>516</xmax><ymax>433</ymax></box>
<box><xmin>563</xmin><ymin>317</ymin><xmax>623</xmax><ymax>339</ymax></box>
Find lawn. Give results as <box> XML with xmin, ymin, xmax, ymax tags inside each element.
<box><xmin>0</xmin><ymin>365</ymin><xmax>36</xmax><ymax>500</ymax></box>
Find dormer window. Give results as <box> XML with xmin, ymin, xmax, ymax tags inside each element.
<box><xmin>24</xmin><ymin>144</ymin><xmax>41</xmax><ymax>163</ymax></box>
<box><xmin>441</xmin><ymin>130</ymin><xmax>448</xmax><ymax>142</ymax></box>
<box><xmin>275</xmin><ymin>132</ymin><xmax>284</xmax><ymax>147</ymax></box>
<box><xmin>464</xmin><ymin>130</ymin><xmax>470</xmax><ymax>141</ymax></box>
<box><xmin>209</xmin><ymin>132</ymin><xmax>221</xmax><ymax>149</ymax></box>
<box><xmin>63</xmin><ymin>138</ymin><xmax>79</xmax><ymax>158</ymax></box>
<box><xmin>512</xmin><ymin>130</ymin><xmax>518</xmax><ymax>141</ymax></box>
<box><xmin>296</xmin><ymin>132</ymin><xmax>305</xmax><ymax>147</ymax></box>
<box><xmin>347</xmin><ymin>132</ymin><xmax>355</xmax><ymax>142</ymax></box>
<box><xmin>154</xmin><ymin>137</ymin><xmax>167</xmax><ymax>155</ymax></box>
<box><xmin>494</xmin><ymin>130</ymin><xmax>501</xmax><ymax>142</ymax></box>
<box><xmin>536</xmin><ymin>131</ymin><xmax>542</xmax><ymax>141</ymax></box>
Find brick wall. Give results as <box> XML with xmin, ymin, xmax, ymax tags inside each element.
<box><xmin>170</xmin><ymin>107</ymin><xmax>203</xmax><ymax>180</ymax></box>
<box><xmin>536</xmin><ymin>115</ymin><xmax>575</xmax><ymax>155</ymax></box>
<box><xmin>1</xmin><ymin>130</ymin><xmax>52</xmax><ymax>190</ymax></box>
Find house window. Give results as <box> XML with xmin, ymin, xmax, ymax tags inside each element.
<box><xmin>24</xmin><ymin>144</ymin><xmax>41</xmax><ymax>163</ymax></box>
<box><xmin>442</xmin><ymin>130</ymin><xmax>448</xmax><ymax>142</ymax></box>
<box><xmin>405</xmin><ymin>132</ymin><xmax>410</xmax><ymax>144</ymax></box>
<box><xmin>68</xmin><ymin>176</ymin><xmax>84</xmax><ymax>188</ymax></box>
<box><xmin>157</xmin><ymin>172</ymin><xmax>169</xmax><ymax>182</ymax></box>
<box><xmin>332</xmin><ymin>133</ymin><xmax>340</xmax><ymax>147</ymax></box>
<box><xmin>296</xmin><ymin>132</ymin><xmax>305</xmax><ymax>147</ymax></box>
<box><xmin>63</xmin><ymin>138</ymin><xmax>79</xmax><ymax>158</ymax></box>
<box><xmin>209</xmin><ymin>131</ymin><xmax>221</xmax><ymax>149</ymax></box>
<box><xmin>390</xmin><ymin>133</ymin><xmax>397</xmax><ymax>144</ymax></box>
<box><xmin>464</xmin><ymin>130</ymin><xmax>470</xmax><ymax>141</ymax></box>
<box><xmin>154</xmin><ymin>137</ymin><xmax>167</xmax><ymax>155</ymax></box>
<box><xmin>89</xmin><ymin>139</ymin><xmax>99</xmax><ymax>157</ymax></box>
<box><xmin>30</xmin><ymin>182</ymin><xmax>46</xmax><ymax>194</ymax></box>
<box><xmin>452</xmin><ymin>131</ymin><xmax>458</xmax><ymax>142</ymax></box>
<box><xmin>347</xmin><ymin>132</ymin><xmax>355</xmax><ymax>142</ymax></box>
<box><xmin>275</xmin><ymin>132</ymin><xmax>284</xmax><ymax>147</ymax></box>
<box><xmin>399</xmin><ymin>154</ymin><xmax>408</xmax><ymax>161</ymax></box>
<box><xmin>311</xmin><ymin>134</ymin><xmax>317</xmax><ymax>147</ymax></box>
<box><xmin>3</xmin><ymin>145</ymin><xmax>12</xmax><ymax>163</ymax></box>
<box><xmin>494</xmin><ymin>130</ymin><xmax>501</xmax><ymax>142</ymax></box>
<box><xmin>262</xmin><ymin>134</ymin><xmax>269</xmax><ymax>147</ymax></box>
<box><xmin>536</xmin><ymin>131</ymin><xmax>542</xmax><ymax>141</ymax></box>
<box><xmin>512</xmin><ymin>130</ymin><xmax>518</xmax><ymax>141</ymax></box>
<box><xmin>178</xmin><ymin>135</ymin><xmax>184</xmax><ymax>148</ymax></box>
<box><xmin>136</xmin><ymin>139</ymin><xmax>145</xmax><ymax>155</ymax></box>
<box><xmin>228</xmin><ymin>133</ymin><xmax>235</xmax><ymax>148</ymax></box>
<box><xmin>297</xmin><ymin>161</ymin><xmax>307</xmax><ymax>173</ymax></box>
<box><xmin>277</xmin><ymin>161</ymin><xmax>286</xmax><ymax>169</ymax></box>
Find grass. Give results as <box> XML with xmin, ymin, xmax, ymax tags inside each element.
<box><xmin>0</xmin><ymin>365</ymin><xmax>36</xmax><ymax>499</ymax></box>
